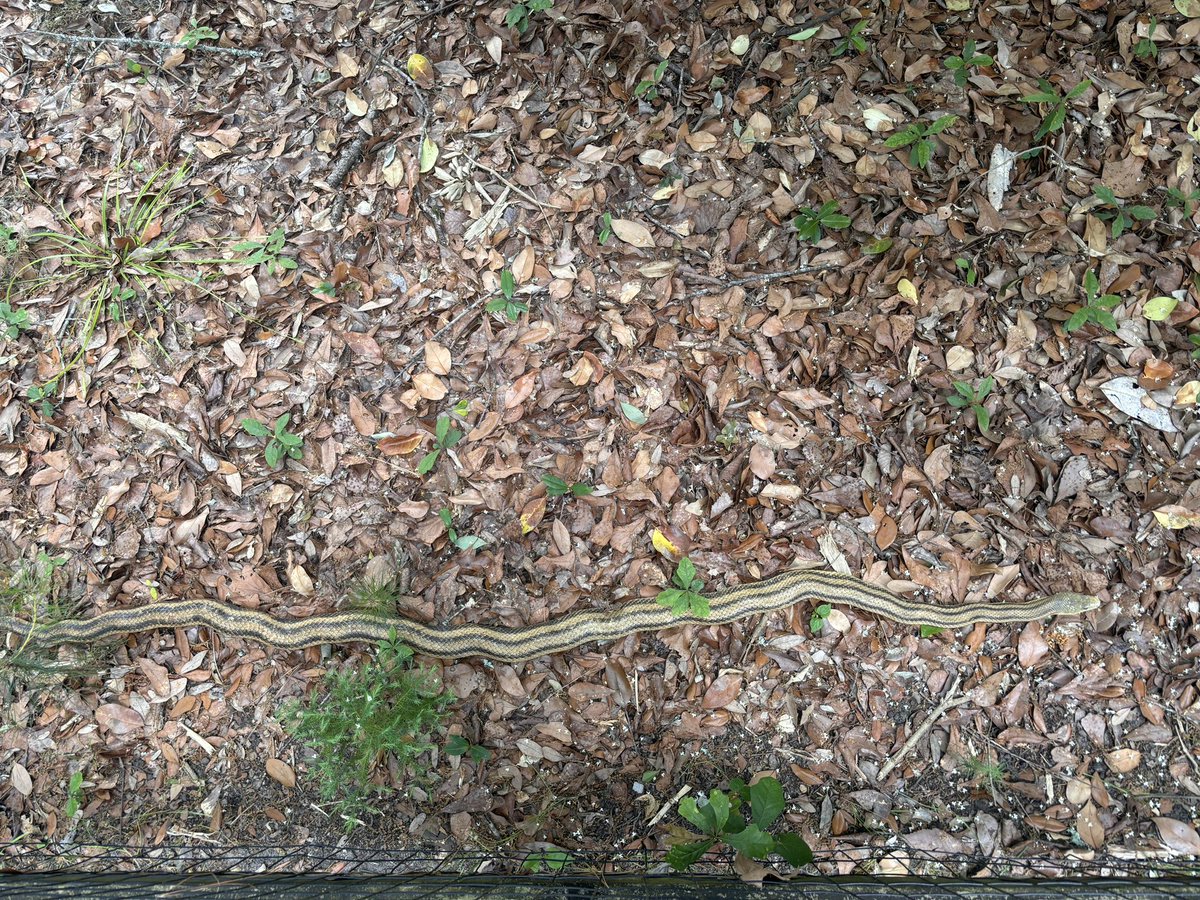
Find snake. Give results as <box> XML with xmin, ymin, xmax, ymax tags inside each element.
<box><xmin>0</xmin><ymin>569</ymin><xmax>1099</xmax><ymax>663</ymax></box>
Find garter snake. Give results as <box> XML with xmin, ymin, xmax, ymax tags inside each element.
<box><xmin>0</xmin><ymin>569</ymin><xmax>1098</xmax><ymax>663</ymax></box>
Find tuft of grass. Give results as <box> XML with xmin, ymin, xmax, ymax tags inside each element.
<box><xmin>5</xmin><ymin>158</ymin><xmax>226</xmax><ymax>412</ymax></box>
<box><xmin>282</xmin><ymin>634</ymin><xmax>452</xmax><ymax>831</ymax></box>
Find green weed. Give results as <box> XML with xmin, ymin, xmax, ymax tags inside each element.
<box><xmin>485</xmin><ymin>268</ymin><xmax>527</xmax><ymax>322</ymax></box>
<box><xmin>667</xmin><ymin>776</ymin><xmax>812</xmax><ymax>871</ymax></box>
<box><xmin>282</xmin><ymin>634</ymin><xmax>451</xmax><ymax>830</ymax></box>
<box><xmin>542</xmin><ymin>473</ymin><xmax>593</xmax><ymax>499</ymax></box>
<box><xmin>634</xmin><ymin>59</ymin><xmax>669</xmax><ymax>102</ymax></box>
<box><xmin>792</xmin><ymin>202</ymin><xmax>850</xmax><ymax>243</ymax></box>
<box><xmin>505</xmin><ymin>0</ymin><xmax>553</xmax><ymax>35</ymax></box>
<box><xmin>1092</xmin><ymin>185</ymin><xmax>1156</xmax><ymax>238</ymax></box>
<box><xmin>832</xmin><ymin>20</ymin><xmax>869</xmax><ymax>58</ymax></box>
<box><xmin>241</xmin><ymin>413</ymin><xmax>304</xmax><ymax>468</ymax></box>
<box><xmin>445</xmin><ymin>734</ymin><xmax>491</xmax><ymax>763</ymax></box>
<box><xmin>1067</xmin><ymin>269</ymin><xmax>1122</xmax><ymax>334</ymax></box>
<box><xmin>945</xmin><ymin>40</ymin><xmax>993</xmax><ymax>87</ymax></box>
<box><xmin>884</xmin><ymin>115</ymin><xmax>957</xmax><ymax>170</ymax></box>
<box><xmin>656</xmin><ymin>558</ymin><xmax>709</xmax><ymax>618</ymax></box>
<box><xmin>417</xmin><ymin>414</ymin><xmax>463</xmax><ymax>475</ymax></box>
<box><xmin>233</xmin><ymin>227</ymin><xmax>297</xmax><ymax>277</ymax></box>
<box><xmin>1022</xmin><ymin>78</ymin><xmax>1090</xmax><ymax>140</ymax></box>
<box><xmin>947</xmin><ymin>376</ymin><xmax>994</xmax><ymax>434</ymax></box>
<box><xmin>438</xmin><ymin>508</ymin><xmax>487</xmax><ymax>551</ymax></box>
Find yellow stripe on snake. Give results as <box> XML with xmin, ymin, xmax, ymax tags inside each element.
<box><xmin>0</xmin><ymin>569</ymin><xmax>1098</xmax><ymax>663</ymax></box>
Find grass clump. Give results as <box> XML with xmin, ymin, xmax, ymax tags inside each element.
<box><xmin>5</xmin><ymin>157</ymin><xmax>225</xmax><ymax>413</ymax></box>
<box><xmin>282</xmin><ymin>634</ymin><xmax>452</xmax><ymax>830</ymax></box>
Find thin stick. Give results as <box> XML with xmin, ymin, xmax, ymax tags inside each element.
<box><xmin>646</xmin><ymin>784</ymin><xmax>693</xmax><ymax>830</ymax></box>
<box><xmin>878</xmin><ymin>676</ymin><xmax>969</xmax><ymax>780</ymax></box>
<box><xmin>24</xmin><ymin>30</ymin><xmax>263</xmax><ymax>58</ymax></box>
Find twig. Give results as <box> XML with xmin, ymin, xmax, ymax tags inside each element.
<box><xmin>878</xmin><ymin>676</ymin><xmax>970</xmax><ymax>781</ymax></box>
<box><xmin>24</xmin><ymin>29</ymin><xmax>263</xmax><ymax>58</ymax></box>
<box><xmin>646</xmin><ymin>784</ymin><xmax>693</xmax><ymax>830</ymax></box>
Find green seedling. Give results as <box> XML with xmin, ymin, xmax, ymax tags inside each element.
<box><xmin>542</xmin><ymin>473</ymin><xmax>593</xmax><ymax>498</ymax></box>
<box><xmin>485</xmin><ymin>268</ymin><xmax>527</xmax><ymax>322</ymax></box>
<box><xmin>1022</xmin><ymin>78</ymin><xmax>1091</xmax><ymax>140</ymax></box>
<box><xmin>944</xmin><ymin>40</ymin><xmax>993</xmax><ymax>87</ymax></box>
<box><xmin>64</xmin><ymin>771</ymin><xmax>85</xmax><ymax>819</ymax></box>
<box><xmin>1092</xmin><ymin>185</ymin><xmax>1156</xmax><ymax>238</ymax></box>
<box><xmin>1165</xmin><ymin>186</ymin><xmax>1200</xmax><ymax>218</ymax></box>
<box><xmin>635</xmin><ymin>59</ymin><xmax>669</xmax><ymax>101</ymax></box>
<box><xmin>505</xmin><ymin>0</ymin><xmax>553</xmax><ymax>35</ymax></box>
<box><xmin>180</xmin><ymin>21</ymin><xmax>218</xmax><ymax>49</ymax></box>
<box><xmin>1135</xmin><ymin>17</ymin><xmax>1158</xmax><ymax>60</ymax></box>
<box><xmin>445</xmin><ymin>734</ymin><xmax>492</xmax><ymax>763</ymax></box>
<box><xmin>955</xmin><ymin>257</ymin><xmax>978</xmax><ymax>286</ymax></box>
<box><xmin>598</xmin><ymin>212</ymin><xmax>613</xmax><ymax>244</ymax></box>
<box><xmin>417</xmin><ymin>415</ymin><xmax>463</xmax><ymax>475</ymax></box>
<box><xmin>656</xmin><ymin>557</ymin><xmax>709</xmax><ymax>618</ymax></box>
<box><xmin>242</xmin><ymin>413</ymin><xmax>304</xmax><ymax>468</ymax></box>
<box><xmin>832</xmin><ymin>20</ymin><xmax>869</xmax><ymax>57</ymax></box>
<box><xmin>438</xmin><ymin>508</ymin><xmax>486</xmax><ymax>551</ymax></box>
<box><xmin>810</xmin><ymin>603</ymin><xmax>832</xmax><ymax>633</ymax></box>
<box><xmin>233</xmin><ymin>227</ymin><xmax>297</xmax><ymax>277</ymax></box>
<box><xmin>947</xmin><ymin>376</ymin><xmax>994</xmax><ymax>433</ymax></box>
<box><xmin>716</xmin><ymin>422</ymin><xmax>739</xmax><ymax>449</ymax></box>
<box><xmin>667</xmin><ymin>776</ymin><xmax>813</xmax><ymax>871</ymax></box>
<box><xmin>522</xmin><ymin>848</ymin><xmax>572</xmax><ymax>873</ymax></box>
<box><xmin>1189</xmin><ymin>334</ymin><xmax>1200</xmax><ymax>360</ymax></box>
<box><xmin>792</xmin><ymin>202</ymin><xmax>850</xmax><ymax>242</ymax></box>
<box><xmin>0</xmin><ymin>300</ymin><xmax>29</xmax><ymax>339</ymax></box>
<box><xmin>883</xmin><ymin>115</ymin><xmax>957</xmax><ymax>170</ymax></box>
<box><xmin>1066</xmin><ymin>269</ymin><xmax>1122</xmax><ymax>333</ymax></box>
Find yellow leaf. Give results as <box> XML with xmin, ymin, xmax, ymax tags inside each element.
<box><xmin>1153</xmin><ymin>505</ymin><xmax>1200</xmax><ymax>530</ymax></box>
<box><xmin>1175</xmin><ymin>0</ymin><xmax>1200</xmax><ymax>17</ymax></box>
<box><xmin>897</xmin><ymin>278</ymin><xmax>918</xmax><ymax>302</ymax></box>
<box><xmin>406</xmin><ymin>53</ymin><xmax>435</xmax><ymax>87</ymax></box>
<box><xmin>1175</xmin><ymin>381</ymin><xmax>1199</xmax><ymax>407</ymax></box>
<box><xmin>419</xmin><ymin>137</ymin><xmax>438</xmax><ymax>173</ymax></box>
<box><xmin>946</xmin><ymin>0</ymin><xmax>970</xmax><ymax>9</ymax></box>
<box><xmin>519</xmin><ymin>513</ymin><xmax>535</xmax><ymax>535</ymax></box>
<box><xmin>651</xmin><ymin>528</ymin><xmax>679</xmax><ymax>557</ymax></box>
<box><xmin>1143</xmin><ymin>296</ymin><xmax>1178</xmax><ymax>322</ymax></box>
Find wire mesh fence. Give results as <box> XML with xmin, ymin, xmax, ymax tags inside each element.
<box><xmin>3</xmin><ymin>841</ymin><xmax>1199</xmax><ymax>898</ymax></box>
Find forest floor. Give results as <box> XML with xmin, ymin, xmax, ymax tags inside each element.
<box><xmin>2</xmin><ymin>0</ymin><xmax>1200</xmax><ymax>878</ymax></box>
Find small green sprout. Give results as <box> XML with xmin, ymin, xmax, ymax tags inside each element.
<box><xmin>656</xmin><ymin>557</ymin><xmax>709</xmax><ymax>618</ymax></box>
<box><xmin>417</xmin><ymin>415</ymin><xmax>463</xmax><ymax>475</ymax></box>
<box><xmin>0</xmin><ymin>301</ymin><xmax>30</xmax><ymax>339</ymax></box>
<box><xmin>1092</xmin><ymin>185</ymin><xmax>1156</xmax><ymax>239</ymax></box>
<box><xmin>1022</xmin><ymin>78</ymin><xmax>1091</xmax><ymax>140</ymax></box>
<box><xmin>635</xmin><ymin>59</ymin><xmax>669</xmax><ymax>101</ymax></box>
<box><xmin>1165</xmin><ymin>186</ymin><xmax>1200</xmax><ymax>218</ymax></box>
<box><xmin>832</xmin><ymin>20</ymin><xmax>869</xmax><ymax>57</ymax></box>
<box><xmin>944</xmin><ymin>40</ymin><xmax>993</xmax><ymax>87</ymax></box>
<box><xmin>792</xmin><ymin>201</ymin><xmax>851</xmax><ymax>242</ymax></box>
<box><xmin>234</xmin><ymin>227</ymin><xmax>298</xmax><ymax>277</ymax></box>
<box><xmin>598</xmin><ymin>211</ymin><xmax>613</xmax><ymax>244</ymax></box>
<box><xmin>505</xmin><ymin>0</ymin><xmax>553</xmax><ymax>35</ymax></box>
<box><xmin>438</xmin><ymin>508</ymin><xmax>486</xmax><ymax>551</ymax></box>
<box><xmin>809</xmin><ymin>603</ymin><xmax>832</xmax><ymax>634</ymax></box>
<box><xmin>242</xmin><ymin>413</ymin><xmax>304</xmax><ymax>468</ymax></box>
<box><xmin>542</xmin><ymin>473</ymin><xmax>594</xmax><ymax>499</ymax></box>
<box><xmin>445</xmin><ymin>734</ymin><xmax>492</xmax><ymax>763</ymax></box>
<box><xmin>883</xmin><ymin>115</ymin><xmax>957</xmax><ymax>170</ymax></box>
<box><xmin>522</xmin><ymin>848</ymin><xmax>572</xmax><ymax>873</ymax></box>
<box><xmin>485</xmin><ymin>268</ymin><xmax>527</xmax><ymax>322</ymax></box>
<box><xmin>947</xmin><ymin>376</ymin><xmax>994</xmax><ymax>434</ymax></box>
<box><xmin>1134</xmin><ymin>17</ymin><xmax>1158</xmax><ymax>60</ymax></box>
<box><xmin>1066</xmin><ymin>269</ymin><xmax>1122</xmax><ymax>334</ymax></box>
<box><xmin>955</xmin><ymin>257</ymin><xmax>978</xmax><ymax>286</ymax></box>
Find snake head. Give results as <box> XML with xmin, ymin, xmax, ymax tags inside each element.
<box><xmin>1050</xmin><ymin>592</ymin><xmax>1101</xmax><ymax>615</ymax></box>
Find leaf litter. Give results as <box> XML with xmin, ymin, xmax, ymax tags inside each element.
<box><xmin>0</xmin><ymin>0</ymin><xmax>1199</xmax><ymax>875</ymax></box>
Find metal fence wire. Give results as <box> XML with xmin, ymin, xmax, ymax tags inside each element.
<box><xmin>2</xmin><ymin>842</ymin><xmax>1199</xmax><ymax>899</ymax></box>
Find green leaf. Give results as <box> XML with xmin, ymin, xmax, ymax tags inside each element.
<box><xmin>543</xmin><ymin>474</ymin><xmax>570</xmax><ymax>496</ymax></box>
<box><xmin>675</xmin><ymin>557</ymin><xmax>697</xmax><ymax>589</ymax></box>
<box><xmin>1143</xmin><ymin>295</ymin><xmax>1178</xmax><ymax>321</ymax></box>
<box><xmin>952</xmin><ymin>381</ymin><xmax>976</xmax><ymax>399</ymax></box>
<box><xmin>287</xmin><ymin>446</ymin><xmax>303</xmax><ymax>460</ymax></box>
<box><xmin>1065</xmin><ymin>79</ymin><xmax>1091</xmax><ymax>100</ymax></box>
<box><xmin>1128</xmin><ymin>205</ymin><xmax>1156</xmax><ymax>221</ymax></box>
<box><xmin>505</xmin><ymin>6</ymin><xmax>526</xmax><ymax>27</ymax></box>
<box><xmin>278</xmin><ymin>431</ymin><xmax>303</xmax><ymax>447</ymax></box>
<box><xmin>273</xmin><ymin>413</ymin><xmax>291</xmax><ymax>435</ymax></box>
<box><xmin>947</xmin><ymin>395</ymin><xmax>968</xmax><ymax>408</ymax></box>
<box><xmin>977</xmin><ymin>376</ymin><xmax>994</xmax><ymax>399</ymax></box>
<box><xmin>1096</xmin><ymin>294</ymin><xmax>1122</xmax><ymax>309</ymax></box>
<box><xmin>749</xmin><ymin>777</ymin><xmax>785</xmax><ymax>829</ymax></box>
<box><xmin>706</xmin><ymin>790</ymin><xmax>731</xmax><ymax>833</ymax></box>
<box><xmin>914</xmin><ymin>139</ymin><xmax>932</xmax><ymax>169</ymax></box>
<box><xmin>417</xmin><ymin>449</ymin><xmax>439</xmax><ymax>475</ymax></box>
<box><xmin>688</xmin><ymin>593</ymin><xmax>711</xmax><ymax>618</ymax></box>
<box><xmin>1083</xmin><ymin>269</ymin><xmax>1100</xmax><ymax>297</ymax></box>
<box><xmin>454</xmin><ymin>535</ymin><xmax>487</xmax><ymax>551</ymax></box>
<box><xmin>863</xmin><ymin>237</ymin><xmax>892</xmax><ymax>255</ymax></box>
<box><xmin>265</xmin><ymin>440</ymin><xmax>283</xmax><ymax>468</ymax></box>
<box><xmin>679</xmin><ymin>796</ymin><xmax>709</xmax><ymax>831</ymax></box>
<box><xmin>919</xmin><ymin>624</ymin><xmax>944</xmax><ymax>638</ymax></box>
<box><xmin>570</xmin><ymin>482</ymin><xmax>594</xmax><ymax>497</ymax></box>
<box><xmin>822</xmin><ymin>213</ymin><xmax>851</xmax><ymax>229</ymax></box>
<box><xmin>787</xmin><ymin>25</ymin><xmax>820</xmax><ymax>40</ymax></box>
<box><xmin>666</xmin><ymin>840</ymin><xmax>714</xmax><ymax>872</ymax></box>
<box><xmin>500</xmin><ymin>268</ymin><xmax>515</xmax><ymax>298</ymax></box>
<box><xmin>656</xmin><ymin>588</ymin><xmax>688</xmax><ymax>614</ymax></box>
<box><xmin>945</xmin><ymin>56</ymin><xmax>964</xmax><ymax>69</ymax></box>
<box><xmin>435</xmin><ymin>415</ymin><xmax>450</xmax><ymax>444</ymax></box>
<box><xmin>1022</xmin><ymin>89</ymin><xmax>1059</xmax><ymax>103</ymax></box>
<box><xmin>725</xmin><ymin>823</ymin><xmax>776</xmax><ymax>858</ymax></box>
<box><xmin>242</xmin><ymin>418</ymin><xmax>271</xmax><ymax>437</ymax></box>
<box><xmin>485</xmin><ymin>297</ymin><xmax>506</xmax><ymax>313</ymax></box>
<box><xmin>1065</xmin><ymin>308</ymin><xmax>1089</xmax><ymax>333</ymax></box>
<box><xmin>445</xmin><ymin>735</ymin><xmax>470</xmax><ymax>756</ymax></box>
<box><xmin>883</xmin><ymin>128</ymin><xmax>920</xmax><ymax>149</ymax></box>
<box><xmin>974</xmin><ymin>405</ymin><xmax>990</xmax><ymax>434</ymax></box>
<box><xmin>926</xmin><ymin>114</ymin><xmax>957</xmax><ymax>135</ymax></box>
<box><xmin>1092</xmin><ymin>184</ymin><xmax>1118</xmax><ymax>206</ymax></box>
<box><xmin>775</xmin><ymin>832</ymin><xmax>813</xmax><ymax>866</ymax></box>
<box><xmin>1094</xmin><ymin>309</ymin><xmax>1118</xmax><ymax>332</ymax></box>
<box><xmin>438</xmin><ymin>508</ymin><xmax>453</xmax><ymax>528</ymax></box>
<box><xmin>620</xmin><ymin>401</ymin><xmax>647</xmax><ymax>425</ymax></box>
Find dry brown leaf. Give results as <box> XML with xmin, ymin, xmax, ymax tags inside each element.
<box><xmin>1017</xmin><ymin>621</ymin><xmax>1050</xmax><ymax>667</ymax></box>
<box><xmin>512</xmin><ymin>245</ymin><xmax>536</xmax><ymax>282</ymax></box>
<box><xmin>95</xmin><ymin>703</ymin><xmax>145</xmax><ymax>736</ymax></box>
<box><xmin>378</xmin><ymin>432</ymin><xmax>422</xmax><ymax>456</ymax></box>
<box><xmin>702</xmin><ymin>673</ymin><xmax>743</xmax><ymax>709</ymax></box>
<box><xmin>9</xmin><ymin>763</ymin><xmax>32</xmax><ymax>797</ymax></box>
<box><xmin>266</xmin><ymin>758</ymin><xmax>296</xmax><ymax>789</ymax></box>
<box><xmin>1153</xmin><ymin>817</ymin><xmax>1200</xmax><ymax>854</ymax></box>
<box><xmin>413</xmin><ymin>372</ymin><xmax>448</xmax><ymax>401</ymax></box>
<box><xmin>1076</xmin><ymin>801</ymin><xmax>1105</xmax><ymax>850</ymax></box>
<box><xmin>748</xmin><ymin>443</ymin><xmax>776</xmax><ymax>479</ymax></box>
<box><xmin>424</xmin><ymin>340</ymin><xmax>452</xmax><ymax>375</ymax></box>
<box><xmin>1105</xmin><ymin>748</ymin><xmax>1142</xmax><ymax>773</ymax></box>
<box><xmin>610</xmin><ymin>218</ymin><xmax>655</xmax><ymax>248</ymax></box>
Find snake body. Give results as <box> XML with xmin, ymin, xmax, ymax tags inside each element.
<box><xmin>0</xmin><ymin>569</ymin><xmax>1098</xmax><ymax>663</ymax></box>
